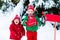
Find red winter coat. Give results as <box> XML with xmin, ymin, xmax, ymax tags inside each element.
<box><xmin>9</xmin><ymin>15</ymin><xmax>25</xmax><ymax>40</ymax></box>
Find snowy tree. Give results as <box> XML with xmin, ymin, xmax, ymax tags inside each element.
<box><xmin>11</xmin><ymin>0</ymin><xmax>20</xmax><ymax>5</ymax></box>
<box><xmin>0</xmin><ymin>0</ymin><xmax>4</xmax><ymax>9</ymax></box>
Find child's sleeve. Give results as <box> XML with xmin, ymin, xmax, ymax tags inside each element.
<box><xmin>22</xmin><ymin>15</ymin><xmax>28</xmax><ymax>26</ymax></box>
<box><xmin>21</xmin><ymin>25</ymin><xmax>25</xmax><ymax>36</ymax></box>
<box><xmin>36</xmin><ymin>16</ymin><xmax>42</xmax><ymax>26</ymax></box>
<box><xmin>9</xmin><ymin>24</ymin><xmax>17</xmax><ymax>36</ymax></box>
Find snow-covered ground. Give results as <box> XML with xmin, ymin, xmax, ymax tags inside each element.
<box><xmin>0</xmin><ymin>0</ymin><xmax>60</xmax><ymax>40</ymax></box>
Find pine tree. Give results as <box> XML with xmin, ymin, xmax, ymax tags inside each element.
<box><xmin>53</xmin><ymin>0</ymin><xmax>59</xmax><ymax>4</ymax></box>
<box><xmin>43</xmin><ymin>0</ymin><xmax>48</xmax><ymax>2</ymax></box>
<box><xmin>0</xmin><ymin>0</ymin><xmax>4</xmax><ymax>9</ymax></box>
<box><xmin>11</xmin><ymin>0</ymin><xmax>20</xmax><ymax>5</ymax></box>
<box><xmin>35</xmin><ymin>0</ymin><xmax>39</xmax><ymax>3</ymax></box>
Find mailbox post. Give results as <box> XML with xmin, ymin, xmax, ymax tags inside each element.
<box><xmin>42</xmin><ymin>11</ymin><xmax>60</xmax><ymax>40</ymax></box>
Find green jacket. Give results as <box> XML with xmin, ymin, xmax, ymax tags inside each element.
<box><xmin>22</xmin><ymin>15</ymin><xmax>42</xmax><ymax>32</ymax></box>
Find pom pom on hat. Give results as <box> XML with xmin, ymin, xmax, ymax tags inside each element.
<box><xmin>14</xmin><ymin>14</ymin><xmax>20</xmax><ymax>20</ymax></box>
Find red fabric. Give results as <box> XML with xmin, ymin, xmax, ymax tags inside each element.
<box><xmin>42</xmin><ymin>11</ymin><xmax>44</xmax><ymax>16</ymax></box>
<box><xmin>9</xmin><ymin>15</ymin><xmax>25</xmax><ymax>40</ymax></box>
<box><xmin>42</xmin><ymin>11</ymin><xmax>60</xmax><ymax>22</ymax></box>
<box><xmin>25</xmin><ymin>15</ymin><xmax>38</xmax><ymax>27</ymax></box>
<box><xmin>27</xmin><ymin>5</ymin><xmax>34</xmax><ymax>11</ymax></box>
<box><xmin>45</xmin><ymin>14</ymin><xmax>60</xmax><ymax>22</ymax></box>
<box><xmin>26</xmin><ymin>31</ymin><xmax>37</xmax><ymax>40</ymax></box>
<box><xmin>13</xmin><ymin>15</ymin><xmax>20</xmax><ymax>21</ymax></box>
<box><xmin>10</xmin><ymin>38</ymin><xmax>21</xmax><ymax>40</ymax></box>
<box><xmin>9</xmin><ymin>23</ymin><xmax>25</xmax><ymax>40</ymax></box>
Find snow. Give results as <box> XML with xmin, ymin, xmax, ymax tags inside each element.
<box><xmin>37</xmin><ymin>21</ymin><xmax>54</xmax><ymax>40</ymax></box>
<box><xmin>35</xmin><ymin>0</ymin><xmax>44</xmax><ymax>7</ymax></box>
<box><xmin>35</xmin><ymin>0</ymin><xmax>55</xmax><ymax>10</ymax></box>
<box><xmin>0</xmin><ymin>14</ymin><xmax>11</xmax><ymax>40</ymax></box>
<box><xmin>44</xmin><ymin>0</ymin><xmax>55</xmax><ymax>9</ymax></box>
<box><xmin>29</xmin><ymin>0</ymin><xmax>35</xmax><ymax>4</ymax></box>
<box><xmin>0</xmin><ymin>0</ymin><xmax>60</xmax><ymax>40</ymax></box>
<box><xmin>56</xmin><ymin>30</ymin><xmax>60</xmax><ymax>40</ymax></box>
<box><xmin>13</xmin><ymin>0</ymin><xmax>24</xmax><ymax>17</ymax></box>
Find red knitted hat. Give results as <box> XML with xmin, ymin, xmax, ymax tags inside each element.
<box><xmin>14</xmin><ymin>15</ymin><xmax>20</xmax><ymax>20</ymax></box>
<box><xmin>27</xmin><ymin>5</ymin><xmax>34</xmax><ymax>11</ymax></box>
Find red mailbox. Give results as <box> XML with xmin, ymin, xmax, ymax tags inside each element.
<box><xmin>42</xmin><ymin>11</ymin><xmax>60</xmax><ymax>40</ymax></box>
<box><xmin>46</xmin><ymin>14</ymin><xmax>60</xmax><ymax>22</ymax></box>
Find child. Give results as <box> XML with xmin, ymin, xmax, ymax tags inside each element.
<box><xmin>22</xmin><ymin>4</ymin><xmax>42</xmax><ymax>40</ymax></box>
<box><xmin>9</xmin><ymin>15</ymin><xmax>25</xmax><ymax>40</ymax></box>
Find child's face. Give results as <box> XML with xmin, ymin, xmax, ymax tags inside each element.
<box><xmin>14</xmin><ymin>19</ymin><xmax>19</xmax><ymax>25</ymax></box>
<box><xmin>27</xmin><ymin>9</ymin><xmax>34</xmax><ymax>15</ymax></box>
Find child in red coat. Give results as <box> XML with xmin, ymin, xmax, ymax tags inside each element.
<box><xmin>9</xmin><ymin>15</ymin><xmax>25</xmax><ymax>40</ymax></box>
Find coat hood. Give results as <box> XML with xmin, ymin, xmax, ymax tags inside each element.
<box><xmin>12</xmin><ymin>15</ymin><xmax>21</xmax><ymax>24</ymax></box>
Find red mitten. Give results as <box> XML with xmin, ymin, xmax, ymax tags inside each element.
<box><xmin>36</xmin><ymin>21</ymin><xmax>38</xmax><ymax>26</ymax></box>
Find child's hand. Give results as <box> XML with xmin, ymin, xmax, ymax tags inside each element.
<box><xmin>21</xmin><ymin>33</ymin><xmax>25</xmax><ymax>36</ymax></box>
